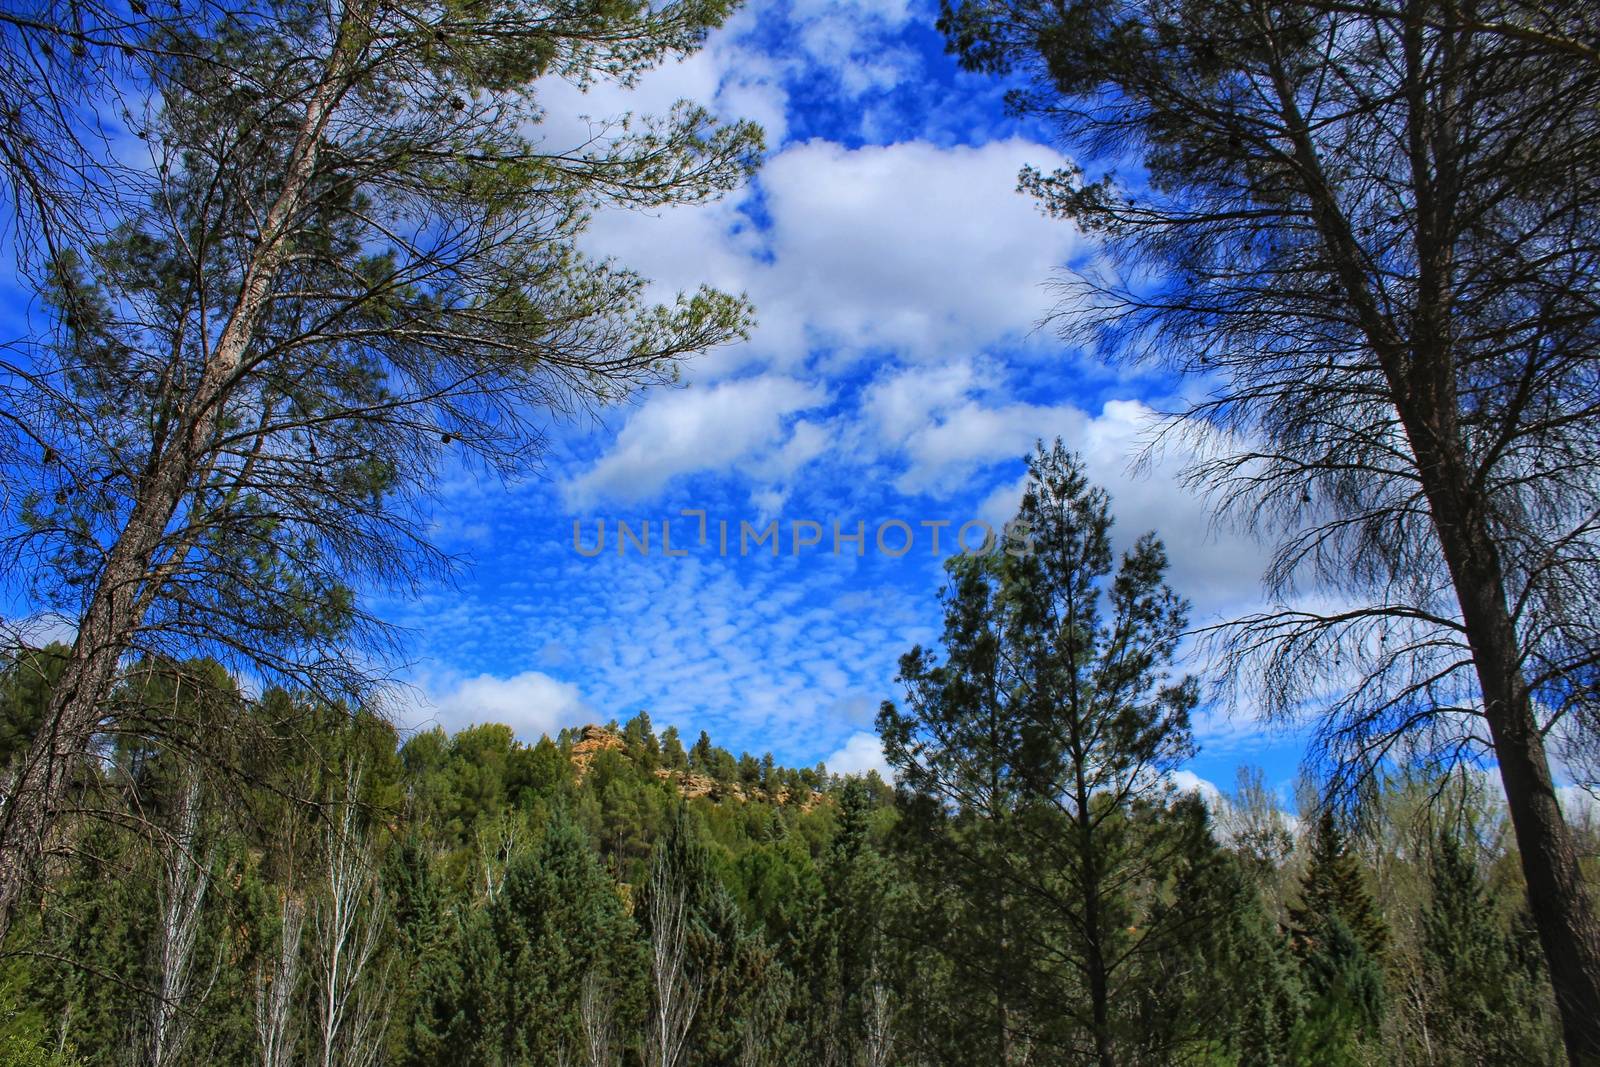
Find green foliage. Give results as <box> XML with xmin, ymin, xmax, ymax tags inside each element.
<box><xmin>1421</xmin><ymin>833</ymin><xmax>1561</xmax><ymax>1065</ymax></box>
<box><xmin>880</xmin><ymin>442</ymin><xmax>1213</xmax><ymax>1064</ymax></box>
<box><xmin>0</xmin><ymin>956</ymin><xmax>78</xmax><ymax>1066</ymax></box>
<box><xmin>1285</xmin><ymin>811</ymin><xmax>1389</xmax><ymax>1058</ymax></box>
<box><xmin>1291</xmin><ymin>918</ymin><xmax>1384</xmax><ymax>1065</ymax></box>
<box><xmin>489</xmin><ymin>811</ymin><xmax>643</xmax><ymax>1065</ymax></box>
<box><xmin>0</xmin><ymin>644</ymin><xmax>67</xmax><ymax>773</ymax></box>
<box><xmin>0</xmin><ymin>648</ymin><xmax>1567</xmax><ymax>1065</ymax></box>
<box><xmin>1290</xmin><ymin>811</ymin><xmax>1388</xmax><ymax>961</ymax></box>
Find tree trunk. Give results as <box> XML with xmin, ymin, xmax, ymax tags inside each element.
<box><xmin>1273</xmin><ymin>36</ymin><xmax>1600</xmax><ymax>1054</ymax></box>
<box><xmin>1076</xmin><ymin>784</ymin><xmax>1115</xmax><ymax>1067</ymax></box>
<box><xmin>0</xmin><ymin>6</ymin><xmax>367</xmax><ymax>946</ymax></box>
<box><xmin>1403</xmin><ymin>400</ymin><xmax>1600</xmax><ymax>1067</ymax></box>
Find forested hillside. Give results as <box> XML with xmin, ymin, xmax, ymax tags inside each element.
<box><xmin>0</xmin><ymin>641</ymin><xmax>1583</xmax><ymax>1065</ymax></box>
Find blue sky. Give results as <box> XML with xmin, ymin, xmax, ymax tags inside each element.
<box><xmin>373</xmin><ymin>0</ymin><xmax>1312</xmax><ymax>797</ymax></box>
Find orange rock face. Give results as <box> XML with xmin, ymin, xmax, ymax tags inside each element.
<box><xmin>566</xmin><ymin>723</ymin><xmax>826</xmax><ymax>811</ymax></box>
<box><xmin>569</xmin><ymin>724</ymin><xmax>624</xmax><ymax>781</ymax></box>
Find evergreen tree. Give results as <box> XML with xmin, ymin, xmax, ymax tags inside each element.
<box><xmin>935</xmin><ymin>0</ymin><xmax>1600</xmax><ymax>1051</ymax></box>
<box><xmin>1291</xmin><ymin>917</ymin><xmax>1384</xmax><ymax>1066</ymax></box>
<box><xmin>690</xmin><ymin>732</ymin><xmax>716</xmax><ymax>775</ymax></box>
<box><xmin>1289</xmin><ymin>811</ymin><xmax>1388</xmax><ymax>960</ymax></box>
<box><xmin>490</xmin><ymin>810</ymin><xmax>643</xmax><ymax>1066</ymax></box>
<box><xmin>662</xmin><ymin>727</ymin><xmax>690</xmax><ymax>773</ymax></box>
<box><xmin>0</xmin><ymin>644</ymin><xmax>67</xmax><ymax>774</ymax></box>
<box><xmin>1423</xmin><ymin>832</ymin><xmax>1561</xmax><ymax>1065</ymax></box>
<box><xmin>1287</xmin><ymin>811</ymin><xmax>1388</xmax><ymax>1058</ymax></box>
<box><xmin>638</xmin><ymin>808</ymin><xmax>785</xmax><ymax>1066</ymax></box>
<box><xmin>880</xmin><ymin>441</ymin><xmax>1204</xmax><ymax>1067</ymax></box>
<box><xmin>388</xmin><ymin>836</ymin><xmax>461</xmax><ymax>1067</ymax></box>
<box><xmin>623</xmin><ymin>712</ymin><xmax>662</xmax><ymax>772</ymax></box>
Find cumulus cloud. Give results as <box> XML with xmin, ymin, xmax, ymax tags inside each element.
<box><xmin>401</xmin><ymin>671</ymin><xmax>595</xmax><ymax>742</ymax></box>
<box><xmin>865</xmin><ymin>360</ymin><xmax>981</xmax><ymax>442</ymax></box>
<box><xmin>825</xmin><ymin>731</ymin><xmax>895</xmax><ymax>779</ymax></box>
<box><xmin>966</xmin><ymin>399</ymin><xmax>1271</xmax><ymax>621</ymax></box>
<box><xmin>895</xmin><ymin>399</ymin><xmax>1084</xmax><ymax>495</ymax></box>
<box><xmin>578</xmin><ymin>137</ymin><xmax>1087</xmax><ymax>375</ymax></box>
<box><xmin>1169</xmin><ymin>769</ymin><xmax>1226</xmax><ymax>807</ymax></box>
<box><xmin>531</xmin><ymin>0</ymin><xmax>934</xmax><ymax>160</ymax></box>
<box><xmin>567</xmin><ymin>375</ymin><xmax>827</xmax><ymax>504</ymax></box>
<box><xmin>748</xmin><ymin>138</ymin><xmax>1086</xmax><ymax>364</ymax></box>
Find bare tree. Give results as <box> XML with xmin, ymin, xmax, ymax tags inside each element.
<box><xmin>146</xmin><ymin>767</ymin><xmax>222</xmax><ymax>1067</ymax></box>
<box><xmin>1217</xmin><ymin>769</ymin><xmax>1296</xmax><ymax>869</ymax></box>
<box><xmin>580</xmin><ymin>968</ymin><xmax>619</xmax><ymax>1067</ymax></box>
<box><xmin>861</xmin><ymin>960</ymin><xmax>894</xmax><ymax>1067</ymax></box>
<box><xmin>311</xmin><ymin>767</ymin><xmax>389</xmax><ymax>1067</ymax></box>
<box><xmin>255</xmin><ymin>891</ymin><xmax>305</xmax><ymax>1067</ymax></box>
<box><xmin>938</xmin><ymin>0</ymin><xmax>1600</xmax><ymax>1057</ymax></box>
<box><xmin>476</xmin><ymin>811</ymin><xmax>521</xmax><ymax>906</ymax></box>
<box><xmin>0</xmin><ymin>0</ymin><xmax>760</xmax><ymax>943</ymax></box>
<box><xmin>645</xmin><ymin>851</ymin><xmax>701</xmax><ymax>1067</ymax></box>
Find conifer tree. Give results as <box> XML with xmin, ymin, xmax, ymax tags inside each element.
<box><xmin>0</xmin><ymin>0</ymin><xmax>761</xmax><ymax>942</ymax></box>
<box><xmin>1289</xmin><ymin>811</ymin><xmax>1388</xmax><ymax>961</ymax></box>
<box><xmin>490</xmin><ymin>810</ymin><xmax>643</xmax><ymax>1067</ymax></box>
<box><xmin>638</xmin><ymin>807</ymin><xmax>785</xmax><ymax>1067</ymax></box>
<box><xmin>881</xmin><ymin>441</ymin><xmax>1204</xmax><ymax>1067</ymax></box>
<box><xmin>935</xmin><ymin>0</ymin><xmax>1600</xmax><ymax>1052</ymax></box>
<box><xmin>1292</xmin><ymin>918</ymin><xmax>1384</xmax><ymax>1065</ymax></box>
<box><xmin>1423</xmin><ymin>832</ymin><xmax>1561</xmax><ymax>1065</ymax></box>
<box><xmin>388</xmin><ymin>836</ymin><xmax>460</xmax><ymax>1067</ymax></box>
<box><xmin>1287</xmin><ymin>810</ymin><xmax>1387</xmax><ymax>1059</ymax></box>
<box><xmin>662</xmin><ymin>728</ymin><xmax>690</xmax><ymax>773</ymax></box>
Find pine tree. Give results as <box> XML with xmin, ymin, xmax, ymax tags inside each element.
<box><xmin>388</xmin><ymin>837</ymin><xmax>461</xmax><ymax>1067</ymax></box>
<box><xmin>638</xmin><ymin>808</ymin><xmax>785</xmax><ymax>1067</ymax></box>
<box><xmin>1289</xmin><ymin>811</ymin><xmax>1388</xmax><ymax>960</ymax></box>
<box><xmin>490</xmin><ymin>810</ymin><xmax>642</xmax><ymax>1066</ymax></box>
<box><xmin>1288</xmin><ymin>811</ymin><xmax>1387</xmax><ymax>1058</ymax></box>
<box><xmin>623</xmin><ymin>713</ymin><xmax>662</xmax><ymax>772</ymax></box>
<box><xmin>0</xmin><ymin>644</ymin><xmax>67</xmax><ymax>774</ymax></box>
<box><xmin>1291</xmin><ymin>918</ymin><xmax>1384</xmax><ymax>1066</ymax></box>
<box><xmin>660</xmin><ymin>727</ymin><xmax>689</xmax><ymax>773</ymax></box>
<box><xmin>1141</xmin><ymin>824</ymin><xmax>1303</xmax><ymax>1065</ymax></box>
<box><xmin>1423</xmin><ymin>833</ymin><xmax>1561</xmax><ymax>1065</ymax></box>
<box><xmin>880</xmin><ymin>441</ymin><xmax>1203</xmax><ymax>1067</ymax></box>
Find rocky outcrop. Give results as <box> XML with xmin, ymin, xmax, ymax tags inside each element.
<box><xmin>569</xmin><ymin>724</ymin><xmax>624</xmax><ymax>781</ymax></box>
<box><xmin>565</xmin><ymin>724</ymin><xmax>825</xmax><ymax>810</ymax></box>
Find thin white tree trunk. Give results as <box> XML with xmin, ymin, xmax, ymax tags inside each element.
<box><xmin>312</xmin><ymin>765</ymin><xmax>389</xmax><ymax>1067</ymax></box>
<box><xmin>646</xmin><ymin>858</ymin><xmax>700</xmax><ymax>1067</ymax></box>
<box><xmin>147</xmin><ymin>769</ymin><xmax>218</xmax><ymax>1067</ymax></box>
<box><xmin>862</xmin><ymin>961</ymin><xmax>894</xmax><ymax>1067</ymax></box>
<box><xmin>581</xmin><ymin>968</ymin><xmax>618</xmax><ymax>1067</ymax></box>
<box><xmin>255</xmin><ymin>891</ymin><xmax>305</xmax><ymax>1067</ymax></box>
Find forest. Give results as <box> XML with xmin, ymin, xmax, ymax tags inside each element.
<box><xmin>2</xmin><ymin>0</ymin><xmax>1600</xmax><ymax>1063</ymax></box>
<box><xmin>0</xmin><ymin>636</ymin><xmax>1585</xmax><ymax>1066</ymax></box>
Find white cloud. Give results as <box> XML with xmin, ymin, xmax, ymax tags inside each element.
<box><xmin>895</xmin><ymin>399</ymin><xmax>1083</xmax><ymax>495</ymax></box>
<box><xmin>865</xmin><ymin>360</ymin><xmax>980</xmax><ymax>443</ymax></box>
<box><xmin>1170</xmin><ymin>769</ymin><xmax>1225</xmax><ymax>807</ymax></box>
<box><xmin>567</xmin><ymin>376</ymin><xmax>827</xmax><ymax>503</ymax></box>
<box><xmin>748</xmin><ymin>138</ymin><xmax>1086</xmax><ymax>364</ymax></box>
<box><xmin>400</xmin><ymin>670</ymin><xmax>595</xmax><ymax>742</ymax></box>
<box><xmin>967</xmin><ymin>399</ymin><xmax>1271</xmax><ymax>621</ymax></box>
<box><xmin>825</xmin><ymin>730</ymin><xmax>894</xmax><ymax>779</ymax></box>
<box><xmin>4</xmin><ymin>612</ymin><xmax>78</xmax><ymax>649</ymax></box>
<box><xmin>579</xmin><ymin>137</ymin><xmax>1088</xmax><ymax>375</ymax></box>
<box><xmin>752</xmin><ymin>417</ymin><xmax>834</xmax><ymax>481</ymax></box>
